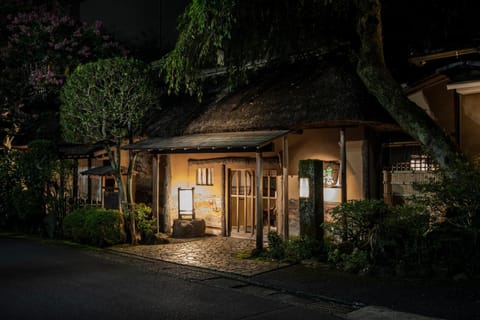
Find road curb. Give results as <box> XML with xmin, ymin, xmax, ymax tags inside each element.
<box><xmin>344</xmin><ymin>306</ymin><xmax>446</xmax><ymax>320</ymax></box>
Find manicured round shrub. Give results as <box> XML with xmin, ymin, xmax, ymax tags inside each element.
<box><xmin>84</xmin><ymin>209</ymin><xmax>126</xmax><ymax>247</ymax></box>
<box><xmin>63</xmin><ymin>208</ymin><xmax>125</xmax><ymax>247</ymax></box>
<box><xmin>63</xmin><ymin>208</ymin><xmax>92</xmax><ymax>243</ymax></box>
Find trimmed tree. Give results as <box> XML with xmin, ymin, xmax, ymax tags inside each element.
<box><xmin>60</xmin><ymin>56</ymin><xmax>159</xmax><ymax>243</ymax></box>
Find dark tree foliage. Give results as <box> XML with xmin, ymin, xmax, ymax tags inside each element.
<box><xmin>160</xmin><ymin>0</ymin><xmax>356</xmax><ymax>99</ymax></box>
<box><xmin>0</xmin><ymin>0</ymin><xmax>125</xmax><ymax>147</ymax></box>
<box><xmin>161</xmin><ymin>0</ymin><xmax>479</xmax><ymax>97</ymax></box>
<box><xmin>161</xmin><ymin>0</ymin><xmax>473</xmax><ymax>169</ymax></box>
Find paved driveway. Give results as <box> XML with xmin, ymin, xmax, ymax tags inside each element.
<box><xmin>111</xmin><ymin>236</ymin><xmax>288</xmax><ymax>276</ymax></box>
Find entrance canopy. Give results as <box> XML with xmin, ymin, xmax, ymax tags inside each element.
<box><xmin>80</xmin><ymin>166</ymin><xmax>127</xmax><ymax>177</ymax></box>
<box><xmin>124</xmin><ymin>130</ymin><xmax>289</xmax><ymax>153</ymax></box>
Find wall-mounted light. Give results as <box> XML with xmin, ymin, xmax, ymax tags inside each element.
<box><xmin>299</xmin><ymin>177</ymin><xmax>310</xmax><ymax>198</ymax></box>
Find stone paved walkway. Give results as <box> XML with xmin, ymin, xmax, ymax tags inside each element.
<box><xmin>110</xmin><ymin>236</ymin><xmax>289</xmax><ymax>276</ymax></box>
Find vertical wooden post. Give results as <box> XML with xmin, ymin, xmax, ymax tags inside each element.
<box><xmin>340</xmin><ymin>128</ymin><xmax>347</xmax><ymax>203</ymax></box>
<box><xmin>152</xmin><ymin>154</ymin><xmax>159</xmax><ymax>233</ymax></box>
<box><xmin>87</xmin><ymin>157</ymin><xmax>92</xmax><ymax>204</ymax></box>
<box><xmin>362</xmin><ymin>139</ymin><xmax>369</xmax><ymax>199</ymax></box>
<box><xmin>454</xmin><ymin>92</ymin><xmax>460</xmax><ymax>145</ymax></box>
<box><xmin>282</xmin><ymin>135</ymin><xmax>289</xmax><ymax>239</ymax></box>
<box><xmin>72</xmin><ymin>158</ymin><xmax>78</xmax><ymax>206</ymax></box>
<box><xmin>340</xmin><ymin>128</ymin><xmax>348</xmax><ymax>241</ymax></box>
<box><xmin>160</xmin><ymin>155</ymin><xmax>170</xmax><ymax>233</ymax></box>
<box><xmin>255</xmin><ymin>151</ymin><xmax>263</xmax><ymax>251</ymax></box>
<box><xmin>221</xmin><ymin>164</ymin><xmax>227</xmax><ymax>237</ymax></box>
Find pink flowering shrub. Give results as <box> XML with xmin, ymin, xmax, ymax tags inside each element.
<box><xmin>2</xmin><ymin>5</ymin><xmax>125</xmax><ymax>101</ymax></box>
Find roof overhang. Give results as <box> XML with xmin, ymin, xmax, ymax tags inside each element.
<box><xmin>123</xmin><ymin>130</ymin><xmax>290</xmax><ymax>154</ymax></box>
<box><xmin>446</xmin><ymin>80</ymin><xmax>480</xmax><ymax>95</ymax></box>
<box><xmin>409</xmin><ymin>48</ymin><xmax>480</xmax><ymax>66</ymax></box>
<box><xmin>58</xmin><ymin>142</ymin><xmax>110</xmax><ymax>159</ymax></box>
<box><xmin>80</xmin><ymin>166</ymin><xmax>127</xmax><ymax>177</ymax></box>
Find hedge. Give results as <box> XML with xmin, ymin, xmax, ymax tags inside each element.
<box><xmin>63</xmin><ymin>208</ymin><xmax>126</xmax><ymax>247</ymax></box>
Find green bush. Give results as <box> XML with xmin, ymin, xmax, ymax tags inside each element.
<box><xmin>132</xmin><ymin>203</ymin><xmax>157</xmax><ymax>244</ymax></box>
<box><xmin>0</xmin><ymin>141</ymin><xmax>74</xmax><ymax>236</ymax></box>
<box><xmin>324</xmin><ymin>199</ymin><xmax>389</xmax><ymax>251</ymax></box>
<box><xmin>84</xmin><ymin>209</ymin><xmax>126</xmax><ymax>247</ymax></box>
<box><xmin>377</xmin><ymin>204</ymin><xmax>430</xmax><ymax>268</ymax></box>
<box><xmin>426</xmin><ymin>223</ymin><xmax>479</xmax><ymax>276</ymax></box>
<box><xmin>123</xmin><ymin>203</ymin><xmax>157</xmax><ymax>244</ymax></box>
<box><xmin>324</xmin><ymin>200</ymin><xmax>431</xmax><ymax>276</ymax></box>
<box><xmin>343</xmin><ymin>248</ymin><xmax>369</xmax><ymax>273</ymax></box>
<box><xmin>63</xmin><ymin>208</ymin><xmax>125</xmax><ymax>247</ymax></box>
<box><xmin>267</xmin><ymin>231</ymin><xmax>285</xmax><ymax>260</ymax></box>
<box><xmin>413</xmin><ymin>159</ymin><xmax>480</xmax><ymax>275</ymax></box>
<box><xmin>284</xmin><ymin>236</ymin><xmax>321</xmax><ymax>262</ymax></box>
<box><xmin>265</xmin><ymin>231</ymin><xmax>321</xmax><ymax>262</ymax></box>
<box><xmin>63</xmin><ymin>208</ymin><xmax>91</xmax><ymax>243</ymax></box>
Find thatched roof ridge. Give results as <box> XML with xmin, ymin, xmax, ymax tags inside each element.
<box><xmin>184</xmin><ymin>55</ymin><xmax>396</xmax><ymax>134</ymax></box>
<box><xmin>144</xmin><ymin>54</ymin><xmax>397</xmax><ymax>138</ymax></box>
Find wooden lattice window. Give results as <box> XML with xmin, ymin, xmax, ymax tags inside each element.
<box><xmin>196</xmin><ymin>168</ymin><xmax>213</xmax><ymax>186</ymax></box>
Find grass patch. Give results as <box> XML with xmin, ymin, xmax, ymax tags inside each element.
<box><xmin>232</xmin><ymin>250</ymin><xmax>253</xmax><ymax>259</ymax></box>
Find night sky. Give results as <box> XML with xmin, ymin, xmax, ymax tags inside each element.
<box><xmin>78</xmin><ymin>0</ymin><xmax>189</xmax><ymax>60</ymax></box>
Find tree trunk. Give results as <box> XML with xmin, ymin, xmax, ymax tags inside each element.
<box><xmin>355</xmin><ymin>0</ymin><xmax>462</xmax><ymax>168</ymax></box>
<box><xmin>126</xmin><ymin>136</ymin><xmax>137</xmax><ymax>245</ymax></box>
<box><xmin>105</xmin><ymin>141</ymin><xmax>135</xmax><ymax>243</ymax></box>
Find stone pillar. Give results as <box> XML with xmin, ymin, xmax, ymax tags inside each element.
<box><xmin>299</xmin><ymin>159</ymin><xmax>324</xmax><ymax>243</ymax></box>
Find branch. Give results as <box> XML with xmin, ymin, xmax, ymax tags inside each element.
<box><xmin>355</xmin><ymin>0</ymin><xmax>462</xmax><ymax>168</ymax></box>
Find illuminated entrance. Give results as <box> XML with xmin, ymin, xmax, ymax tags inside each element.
<box><xmin>229</xmin><ymin>169</ymin><xmax>277</xmax><ymax>236</ymax></box>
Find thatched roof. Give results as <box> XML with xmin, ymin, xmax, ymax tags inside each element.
<box><xmin>145</xmin><ymin>54</ymin><xmax>397</xmax><ymax>138</ymax></box>
<box><xmin>143</xmin><ymin>95</ymin><xmax>207</xmax><ymax>138</ymax></box>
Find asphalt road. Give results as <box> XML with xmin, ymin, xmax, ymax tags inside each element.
<box><xmin>0</xmin><ymin>237</ymin><xmax>342</xmax><ymax>320</ymax></box>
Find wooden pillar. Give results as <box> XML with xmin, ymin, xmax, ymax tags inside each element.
<box><xmin>255</xmin><ymin>151</ymin><xmax>263</xmax><ymax>251</ymax></box>
<box><xmin>160</xmin><ymin>154</ymin><xmax>170</xmax><ymax>233</ymax></box>
<box><xmin>454</xmin><ymin>92</ymin><xmax>460</xmax><ymax>145</ymax></box>
<box><xmin>340</xmin><ymin>128</ymin><xmax>348</xmax><ymax>241</ymax></box>
<box><xmin>87</xmin><ymin>157</ymin><xmax>92</xmax><ymax>204</ymax></box>
<box><xmin>221</xmin><ymin>164</ymin><xmax>227</xmax><ymax>237</ymax></box>
<box><xmin>101</xmin><ymin>176</ymin><xmax>105</xmax><ymax>208</ymax></box>
<box><xmin>152</xmin><ymin>154</ymin><xmax>160</xmax><ymax>233</ymax></box>
<box><xmin>362</xmin><ymin>139</ymin><xmax>369</xmax><ymax>199</ymax></box>
<box><xmin>72</xmin><ymin>159</ymin><xmax>78</xmax><ymax>206</ymax></box>
<box><xmin>282</xmin><ymin>135</ymin><xmax>289</xmax><ymax>239</ymax></box>
<box><xmin>340</xmin><ymin>128</ymin><xmax>347</xmax><ymax>203</ymax></box>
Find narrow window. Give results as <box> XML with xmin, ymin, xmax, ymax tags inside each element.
<box><xmin>196</xmin><ymin>168</ymin><xmax>214</xmax><ymax>186</ymax></box>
